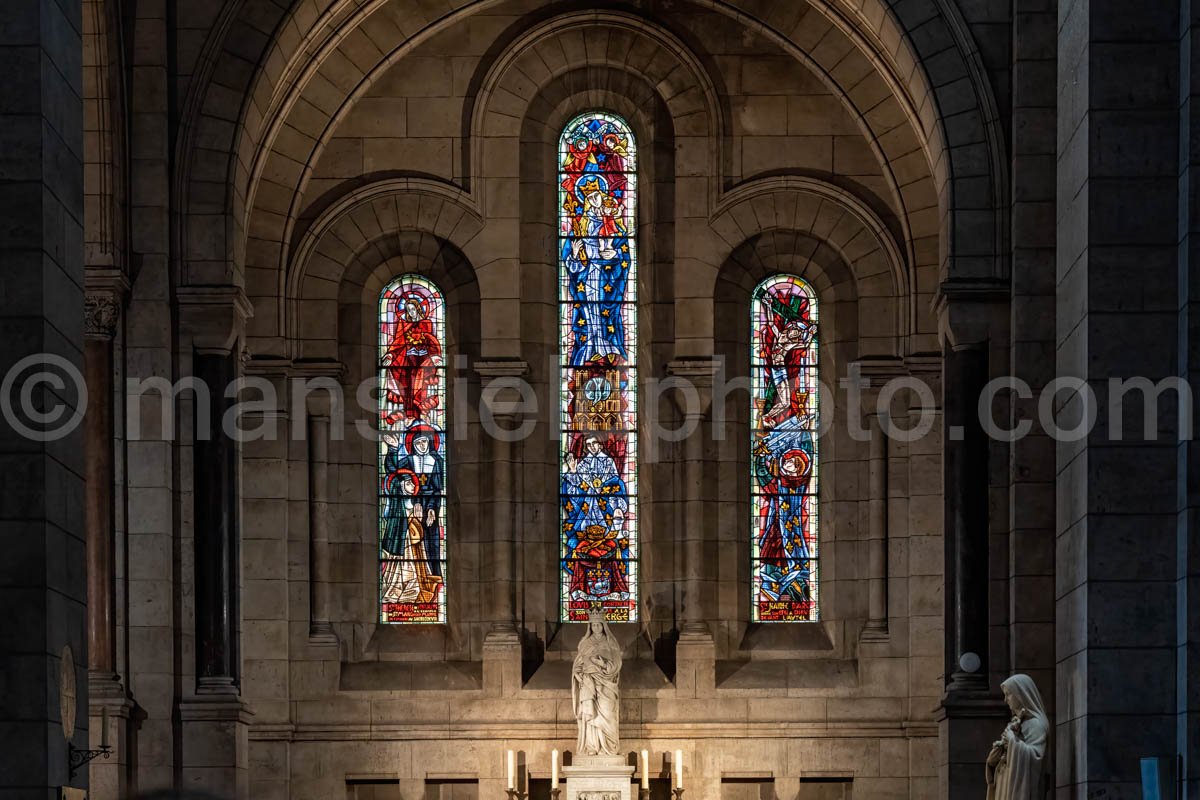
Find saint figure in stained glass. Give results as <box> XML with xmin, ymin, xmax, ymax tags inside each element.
<box><xmin>558</xmin><ymin>112</ymin><xmax>639</xmax><ymax>622</ymax></box>
<box><xmin>379</xmin><ymin>275</ymin><xmax>448</xmax><ymax>624</ymax></box>
<box><xmin>751</xmin><ymin>275</ymin><xmax>820</xmax><ymax>622</ymax></box>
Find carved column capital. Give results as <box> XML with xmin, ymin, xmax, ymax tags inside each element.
<box><xmin>84</xmin><ymin>295</ymin><xmax>121</xmax><ymax>340</ymax></box>
<box><xmin>84</xmin><ymin>267</ymin><xmax>130</xmax><ymax>341</ymax></box>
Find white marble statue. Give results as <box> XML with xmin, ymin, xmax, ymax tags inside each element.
<box><xmin>986</xmin><ymin>674</ymin><xmax>1049</xmax><ymax>800</ymax></box>
<box><xmin>571</xmin><ymin>607</ymin><xmax>622</xmax><ymax>756</ymax></box>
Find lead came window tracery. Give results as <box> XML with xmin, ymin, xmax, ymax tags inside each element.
<box><xmin>558</xmin><ymin>112</ymin><xmax>639</xmax><ymax>622</ymax></box>
<box><xmin>378</xmin><ymin>274</ymin><xmax>447</xmax><ymax>624</ymax></box>
<box><xmin>751</xmin><ymin>275</ymin><xmax>820</xmax><ymax>621</ymax></box>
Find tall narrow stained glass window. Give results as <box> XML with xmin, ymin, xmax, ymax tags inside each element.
<box><xmin>751</xmin><ymin>275</ymin><xmax>820</xmax><ymax>621</ymax></box>
<box><xmin>558</xmin><ymin>112</ymin><xmax>639</xmax><ymax>622</ymax></box>
<box><xmin>378</xmin><ymin>275</ymin><xmax>447</xmax><ymax>623</ymax></box>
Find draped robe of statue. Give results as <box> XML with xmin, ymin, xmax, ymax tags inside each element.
<box><xmin>571</xmin><ymin>609</ymin><xmax>622</xmax><ymax>756</ymax></box>
<box><xmin>986</xmin><ymin>674</ymin><xmax>1049</xmax><ymax>800</ymax></box>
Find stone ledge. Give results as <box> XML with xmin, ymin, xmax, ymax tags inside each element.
<box><xmin>715</xmin><ymin>658</ymin><xmax>857</xmax><ymax>691</ymax></box>
<box><xmin>737</xmin><ymin>621</ymin><xmax>836</xmax><ymax>654</ymax></box>
<box><xmin>261</xmin><ymin>720</ymin><xmax>923</xmax><ymax>742</ymax></box>
<box><xmin>522</xmin><ymin>659</ymin><xmax>671</xmax><ymax>694</ymax></box>
<box><xmin>339</xmin><ymin>659</ymin><xmax>484</xmax><ymax>692</ymax></box>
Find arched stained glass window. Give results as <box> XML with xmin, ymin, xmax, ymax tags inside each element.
<box><xmin>558</xmin><ymin>112</ymin><xmax>639</xmax><ymax>622</ymax></box>
<box><xmin>378</xmin><ymin>275</ymin><xmax>447</xmax><ymax>624</ymax></box>
<box><xmin>751</xmin><ymin>275</ymin><xmax>820</xmax><ymax>621</ymax></box>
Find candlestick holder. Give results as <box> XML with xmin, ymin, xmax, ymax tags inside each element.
<box><xmin>550</xmin><ymin>789</ymin><xmax>562</xmax><ymax>800</ymax></box>
<box><xmin>671</xmin><ymin>789</ymin><xmax>685</xmax><ymax>800</ymax></box>
<box><xmin>638</xmin><ymin>787</ymin><xmax>651</xmax><ymax>800</ymax></box>
<box><xmin>506</xmin><ymin>789</ymin><xmax>528</xmax><ymax>800</ymax></box>
<box><xmin>68</xmin><ymin>742</ymin><xmax>111</xmax><ymax>780</ymax></box>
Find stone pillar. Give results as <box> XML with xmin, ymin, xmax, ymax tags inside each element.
<box><xmin>84</xmin><ymin>286</ymin><xmax>122</xmax><ymax>689</ymax></box>
<box><xmin>88</xmin><ymin>692</ymin><xmax>134</xmax><ymax>800</ymax></box>
<box><xmin>862</xmin><ymin>410</ymin><xmax>889</xmax><ymax>639</ymax></box>
<box><xmin>477</xmin><ymin>359</ymin><xmax>528</xmax><ymax>696</ymax></box>
<box><xmin>193</xmin><ymin>348</ymin><xmax>240</xmax><ymax>691</ymax></box>
<box><xmin>307</xmin><ymin>413</ymin><xmax>336</xmax><ymax>643</ymax></box>
<box><xmin>1006</xmin><ymin>0</ymin><xmax>1058</xmax><ymax>698</ymax></box>
<box><xmin>667</xmin><ymin>359</ymin><xmax>718</xmax><ymax>697</ymax></box>
<box><xmin>177</xmin><ymin>287</ymin><xmax>253</xmax><ymax>798</ymax></box>
<box><xmin>1177</xmin><ymin>3</ymin><xmax>1200</xmax><ymax>796</ymax></box>
<box><xmin>0</xmin><ymin>0</ymin><xmax>87</xmax><ymax>792</ymax></box>
<box><xmin>944</xmin><ymin>343</ymin><xmax>990</xmax><ymax>691</ymax></box>
<box><xmin>84</xmin><ymin>273</ymin><xmax>132</xmax><ymax>800</ymax></box>
<box><xmin>934</xmin><ymin>298</ymin><xmax>1007</xmax><ymax>800</ymax></box>
<box><xmin>681</xmin><ymin>409</ymin><xmax>707</xmax><ymax>632</ymax></box>
<box><xmin>1056</xmin><ymin>2</ymin><xmax>1183</xmax><ymax>797</ymax></box>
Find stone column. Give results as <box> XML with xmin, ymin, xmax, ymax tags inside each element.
<box><xmin>193</xmin><ymin>348</ymin><xmax>240</xmax><ymax>691</ymax></box>
<box><xmin>177</xmin><ymin>287</ymin><xmax>253</xmax><ymax>799</ymax></box>
<box><xmin>667</xmin><ymin>359</ymin><xmax>717</xmax><ymax>697</ymax></box>
<box><xmin>680</xmin><ymin>410</ymin><xmax>707</xmax><ymax>631</ymax></box>
<box><xmin>0</xmin><ymin>0</ymin><xmax>87</xmax><ymax>792</ymax></box>
<box><xmin>477</xmin><ymin>359</ymin><xmax>529</xmax><ymax>696</ymax></box>
<box><xmin>862</xmin><ymin>410</ymin><xmax>889</xmax><ymax>639</ymax></box>
<box><xmin>84</xmin><ymin>274</ymin><xmax>133</xmax><ymax>800</ymax></box>
<box><xmin>935</xmin><ymin>296</ymin><xmax>1007</xmax><ymax>800</ymax></box>
<box><xmin>84</xmin><ymin>287</ymin><xmax>122</xmax><ymax>690</ymax></box>
<box><xmin>944</xmin><ymin>343</ymin><xmax>990</xmax><ymax>691</ymax></box>
<box><xmin>307</xmin><ymin>413</ymin><xmax>336</xmax><ymax>643</ymax></box>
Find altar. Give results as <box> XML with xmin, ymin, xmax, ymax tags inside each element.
<box><xmin>562</xmin><ymin>755</ymin><xmax>636</xmax><ymax>800</ymax></box>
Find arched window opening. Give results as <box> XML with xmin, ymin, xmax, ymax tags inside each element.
<box><xmin>558</xmin><ymin>112</ymin><xmax>639</xmax><ymax>622</ymax></box>
<box><xmin>378</xmin><ymin>275</ymin><xmax>447</xmax><ymax>624</ymax></box>
<box><xmin>751</xmin><ymin>275</ymin><xmax>820</xmax><ymax>621</ymax></box>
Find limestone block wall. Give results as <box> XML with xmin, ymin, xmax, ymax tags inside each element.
<box><xmin>77</xmin><ymin>0</ymin><xmax>1043</xmax><ymax>797</ymax></box>
<box><xmin>224</xmin><ymin>4</ymin><xmax>949</xmax><ymax>800</ymax></box>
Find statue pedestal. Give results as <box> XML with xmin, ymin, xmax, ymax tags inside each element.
<box><xmin>563</xmin><ymin>755</ymin><xmax>635</xmax><ymax>800</ymax></box>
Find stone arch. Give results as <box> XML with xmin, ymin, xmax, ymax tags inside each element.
<box><xmin>285</xmin><ymin>177</ymin><xmax>484</xmax><ymax>359</ymax></box>
<box><xmin>262</xmin><ymin>7</ymin><xmax>731</xmax><ymax>352</ymax></box>
<box><xmin>177</xmin><ymin>0</ymin><xmax>1003</xmax><ymax>314</ymax></box>
<box><xmin>322</xmin><ymin>239</ymin><xmax>482</xmax><ymax>648</ymax></box>
<box><xmin>513</xmin><ymin>74</ymin><xmax>681</xmax><ymax>632</ymax></box>
<box><xmin>466</xmin><ymin>9</ymin><xmax>728</xmax><ymax>200</ymax></box>
<box><xmin>712</xmin><ymin>227</ymin><xmax>865</xmax><ymax>636</ymax></box>
<box><xmin>336</xmin><ymin>233</ymin><xmax>481</xmax><ymax>387</ymax></box>
<box><xmin>708</xmin><ymin>176</ymin><xmax>909</xmax><ymax>356</ymax></box>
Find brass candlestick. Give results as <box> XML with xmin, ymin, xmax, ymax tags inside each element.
<box><xmin>672</xmin><ymin>790</ymin><xmax>685</xmax><ymax>800</ymax></box>
<box><xmin>550</xmin><ymin>789</ymin><xmax>562</xmax><ymax>800</ymax></box>
<box><xmin>506</xmin><ymin>790</ymin><xmax>528</xmax><ymax>800</ymax></box>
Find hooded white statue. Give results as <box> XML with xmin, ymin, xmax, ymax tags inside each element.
<box><xmin>986</xmin><ymin>674</ymin><xmax>1049</xmax><ymax>800</ymax></box>
<box><xmin>571</xmin><ymin>607</ymin><xmax>622</xmax><ymax>756</ymax></box>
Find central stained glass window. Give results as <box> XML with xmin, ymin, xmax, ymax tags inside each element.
<box><xmin>558</xmin><ymin>112</ymin><xmax>639</xmax><ymax>622</ymax></box>
<box><xmin>751</xmin><ymin>275</ymin><xmax>820</xmax><ymax>621</ymax></box>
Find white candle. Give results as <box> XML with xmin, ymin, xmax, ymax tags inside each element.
<box><xmin>507</xmin><ymin>750</ymin><xmax>515</xmax><ymax>790</ymax></box>
<box><xmin>641</xmin><ymin>750</ymin><xmax>649</xmax><ymax>789</ymax></box>
<box><xmin>552</xmin><ymin>749</ymin><xmax>559</xmax><ymax>786</ymax></box>
<box><xmin>674</xmin><ymin>750</ymin><xmax>683</xmax><ymax>790</ymax></box>
<box><xmin>100</xmin><ymin>705</ymin><xmax>109</xmax><ymax>748</ymax></box>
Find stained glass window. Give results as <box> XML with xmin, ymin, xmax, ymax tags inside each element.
<box><xmin>750</xmin><ymin>275</ymin><xmax>820</xmax><ymax>622</ymax></box>
<box><xmin>378</xmin><ymin>275</ymin><xmax>447</xmax><ymax>624</ymax></box>
<box><xmin>558</xmin><ymin>112</ymin><xmax>639</xmax><ymax>622</ymax></box>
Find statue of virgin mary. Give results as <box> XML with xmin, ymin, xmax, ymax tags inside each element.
<box><xmin>571</xmin><ymin>607</ymin><xmax>622</xmax><ymax>756</ymax></box>
<box><xmin>986</xmin><ymin>674</ymin><xmax>1049</xmax><ymax>800</ymax></box>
